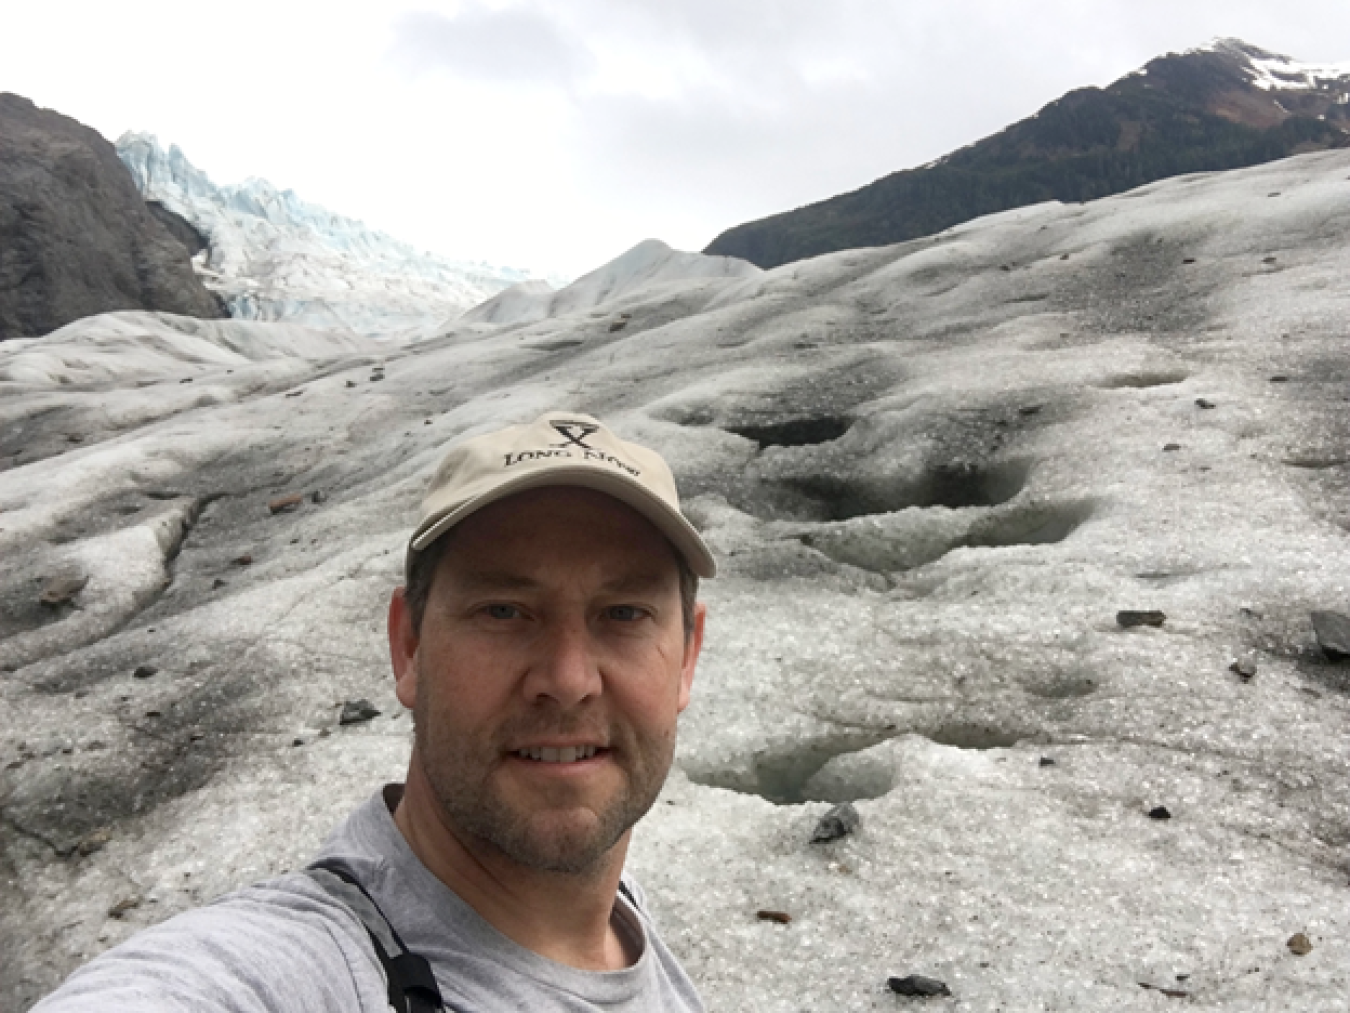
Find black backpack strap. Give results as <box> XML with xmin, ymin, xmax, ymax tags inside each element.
<box><xmin>305</xmin><ymin>859</ymin><xmax>445</xmax><ymax>1013</ymax></box>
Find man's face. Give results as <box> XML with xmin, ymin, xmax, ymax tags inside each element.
<box><xmin>390</xmin><ymin>486</ymin><xmax>704</xmax><ymax>876</ymax></box>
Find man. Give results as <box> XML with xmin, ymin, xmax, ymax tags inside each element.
<box><xmin>34</xmin><ymin>410</ymin><xmax>714</xmax><ymax>1012</ymax></box>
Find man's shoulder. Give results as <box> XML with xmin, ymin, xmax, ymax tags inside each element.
<box><xmin>32</xmin><ymin>871</ymin><xmax>388</xmax><ymax>1013</ymax></box>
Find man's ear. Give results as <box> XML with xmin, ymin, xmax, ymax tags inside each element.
<box><xmin>677</xmin><ymin>602</ymin><xmax>706</xmax><ymax>713</ymax></box>
<box><xmin>388</xmin><ymin>587</ymin><xmax>420</xmax><ymax>710</ymax></box>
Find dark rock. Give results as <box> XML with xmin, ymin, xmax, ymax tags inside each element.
<box><xmin>1229</xmin><ymin>658</ymin><xmax>1257</xmax><ymax>680</ymax></box>
<box><xmin>1195</xmin><ymin>398</ymin><xmax>1217</xmax><ymax>409</ymax></box>
<box><xmin>268</xmin><ymin>493</ymin><xmax>304</xmax><ymax>515</ymax></box>
<box><xmin>1148</xmin><ymin>806</ymin><xmax>1172</xmax><ymax>820</ymax></box>
<box><xmin>888</xmin><ymin>975</ymin><xmax>952</xmax><ymax>997</ymax></box>
<box><xmin>339</xmin><ymin>699</ymin><xmax>381</xmax><ymax>725</ymax></box>
<box><xmin>107</xmin><ymin>896</ymin><xmax>142</xmax><ymax>919</ymax></box>
<box><xmin>346</xmin><ymin>380</ymin><xmax>357</xmax><ymax>388</ymax></box>
<box><xmin>811</xmin><ymin>801</ymin><xmax>860</xmax><ymax>843</ymax></box>
<box><xmin>1287</xmin><ymin>932</ymin><xmax>1313</xmax><ymax>955</ymax></box>
<box><xmin>1039</xmin><ymin>756</ymin><xmax>1056</xmax><ymax>767</ymax></box>
<box><xmin>1269</xmin><ymin>375</ymin><xmax>1289</xmax><ymax>382</ymax></box>
<box><xmin>1262</xmin><ymin>255</ymin><xmax>1277</xmax><ymax>264</ymax></box>
<box><xmin>132</xmin><ymin>665</ymin><xmax>158</xmax><ymax>679</ymax></box>
<box><xmin>608</xmin><ymin>319</ymin><xmax>628</xmax><ymax>333</ymax></box>
<box><xmin>212</xmin><ymin>578</ymin><xmax>227</xmax><ymax>589</ymax></box>
<box><xmin>370</xmin><ymin>374</ymin><xmax>385</xmax><ymax>382</ymax></box>
<box><xmin>1018</xmin><ymin>405</ymin><xmax>1042</xmax><ymax>416</ymax></box>
<box><xmin>179</xmin><ymin>377</ymin><xmax>194</xmax><ymax>384</ymax></box>
<box><xmin>38</xmin><ymin>574</ymin><xmax>87</xmax><ymax>607</ymax></box>
<box><xmin>756</xmin><ymin>910</ymin><xmax>792</xmax><ymax>924</ymax></box>
<box><xmin>76</xmin><ymin>828</ymin><xmax>110</xmax><ymax>856</ymax></box>
<box><xmin>1183</xmin><ymin>258</ymin><xmax>1197</xmax><ymax>265</ymax></box>
<box><xmin>1139</xmin><ymin>982</ymin><xmax>1189</xmax><ymax>998</ymax></box>
<box><xmin>311</xmin><ymin>490</ymin><xmax>327</xmax><ymax>504</ymax></box>
<box><xmin>284</xmin><ymin>389</ymin><xmax>304</xmax><ymax>398</ymax></box>
<box><xmin>0</xmin><ymin>93</ymin><xmax>222</xmax><ymax>340</ymax></box>
<box><xmin>145</xmin><ymin>200</ymin><xmax>209</xmax><ymax>257</ymax></box>
<box><xmin>1162</xmin><ymin>443</ymin><xmax>1181</xmax><ymax>452</ymax></box>
<box><xmin>1310</xmin><ymin>611</ymin><xmax>1350</xmax><ymax>659</ymax></box>
<box><xmin>1117</xmin><ymin>610</ymin><xmax>1166</xmax><ymax>628</ymax></box>
<box><xmin>231</xmin><ymin>554</ymin><xmax>253</xmax><ymax>566</ymax></box>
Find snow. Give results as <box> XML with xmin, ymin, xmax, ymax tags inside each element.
<box><xmin>460</xmin><ymin>239</ymin><xmax>760</xmax><ymax>326</ymax></box>
<box><xmin>116</xmin><ymin>134</ymin><xmax>545</xmax><ymax>339</ymax></box>
<box><xmin>1200</xmin><ymin>38</ymin><xmax>1350</xmax><ymax>92</ymax></box>
<box><xmin>5</xmin><ymin>150</ymin><xmax>1350</xmax><ymax>1011</ymax></box>
<box><xmin>0</xmin><ymin>311</ymin><xmax>379</xmax><ymax>386</ymax></box>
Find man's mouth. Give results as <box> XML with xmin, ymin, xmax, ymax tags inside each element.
<box><xmin>515</xmin><ymin>745</ymin><xmax>603</xmax><ymax>764</ymax></box>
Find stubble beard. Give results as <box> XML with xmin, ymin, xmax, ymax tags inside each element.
<box><xmin>412</xmin><ymin>668</ymin><xmax>675</xmax><ymax>876</ymax></box>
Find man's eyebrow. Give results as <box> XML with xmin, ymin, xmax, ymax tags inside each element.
<box><xmin>449</xmin><ymin>571</ymin><xmax>541</xmax><ymax>592</ymax></box>
<box><xmin>596</xmin><ymin>572</ymin><xmax>677</xmax><ymax>595</ymax></box>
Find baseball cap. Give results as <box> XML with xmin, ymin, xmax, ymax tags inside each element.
<box><xmin>408</xmin><ymin>411</ymin><xmax>716</xmax><ymax>578</ymax></box>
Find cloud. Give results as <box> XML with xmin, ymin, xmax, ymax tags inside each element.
<box><xmin>387</xmin><ymin>5</ymin><xmax>595</xmax><ymax>88</ymax></box>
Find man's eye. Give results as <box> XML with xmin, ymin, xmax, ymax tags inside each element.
<box><xmin>606</xmin><ymin>605</ymin><xmax>647</xmax><ymax>622</ymax></box>
<box><xmin>483</xmin><ymin>604</ymin><xmax>520</xmax><ymax>620</ymax></box>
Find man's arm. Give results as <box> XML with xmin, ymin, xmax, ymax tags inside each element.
<box><xmin>31</xmin><ymin>875</ymin><xmax>388</xmax><ymax>1013</ymax></box>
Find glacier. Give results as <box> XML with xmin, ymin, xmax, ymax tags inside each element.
<box><xmin>116</xmin><ymin>134</ymin><xmax>546</xmax><ymax>340</ymax></box>
<box><xmin>4</xmin><ymin>150</ymin><xmax>1350</xmax><ymax>1011</ymax></box>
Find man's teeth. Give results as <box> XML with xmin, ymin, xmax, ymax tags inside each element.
<box><xmin>518</xmin><ymin>745</ymin><xmax>599</xmax><ymax>763</ymax></box>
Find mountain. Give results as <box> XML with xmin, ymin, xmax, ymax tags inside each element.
<box><xmin>6</xmin><ymin>148</ymin><xmax>1350</xmax><ymax>1011</ymax></box>
<box><xmin>460</xmin><ymin>239</ymin><xmax>759</xmax><ymax>326</ymax></box>
<box><xmin>705</xmin><ymin>39</ymin><xmax>1350</xmax><ymax>268</ymax></box>
<box><xmin>0</xmin><ymin>95</ymin><xmax>224</xmax><ymax>341</ymax></box>
<box><xmin>116</xmin><ymin>134</ymin><xmax>540</xmax><ymax>339</ymax></box>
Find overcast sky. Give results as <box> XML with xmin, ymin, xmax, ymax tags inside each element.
<box><xmin>4</xmin><ymin>2</ymin><xmax>1350</xmax><ymax>278</ymax></box>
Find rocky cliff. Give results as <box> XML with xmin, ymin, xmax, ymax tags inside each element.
<box><xmin>0</xmin><ymin>94</ymin><xmax>223</xmax><ymax>340</ymax></box>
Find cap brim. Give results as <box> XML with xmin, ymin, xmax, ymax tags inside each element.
<box><xmin>408</xmin><ymin>465</ymin><xmax>716</xmax><ymax>578</ymax></box>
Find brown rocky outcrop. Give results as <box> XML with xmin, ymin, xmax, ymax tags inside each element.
<box><xmin>0</xmin><ymin>93</ymin><xmax>223</xmax><ymax>340</ymax></box>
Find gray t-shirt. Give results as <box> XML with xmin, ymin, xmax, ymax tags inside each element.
<box><xmin>34</xmin><ymin>786</ymin><xmax>705</xmax><ymax>1012</ymax></box>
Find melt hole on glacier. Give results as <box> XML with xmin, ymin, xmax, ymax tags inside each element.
<box><xmin>765</xmin><ymin>459</ymin><xmax>1033</xmax><ymax>524</ymax></box>
<box><xmin>724</xmin><ymin>415</ymin><xmax>853</xmax><ymax>449</ymax></box>
<box><xmin>686</xmin><ymin>723</ymin><xmax>1026</xmax><ymax>805</ymax></box>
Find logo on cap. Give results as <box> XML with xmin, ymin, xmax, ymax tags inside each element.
<box><xmin>549</xmin><ymin>421</ymin><xmax>600</xmax><ymax>449</ymax></box>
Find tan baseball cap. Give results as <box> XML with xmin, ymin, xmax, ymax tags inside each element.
<box><xmin>408</xmin><ymin>410</ymin><xmax>716</xmax><ymax>578</ymax></box>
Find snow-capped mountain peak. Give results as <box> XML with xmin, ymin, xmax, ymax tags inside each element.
<box><xmin>1199</xmin><ymin>37</ymin><xmax>1350</xmax><ymax>93</ymax></box>
<box><xmin>116</xmin><ymin>133</ymin><xmax>543</xmax><ymax>339</ymax></box>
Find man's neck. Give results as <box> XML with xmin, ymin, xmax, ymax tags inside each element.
<box><xmin>392</xmin><ymin>768</ymin><xmax>636</xmax><ymax>971</ymax></box>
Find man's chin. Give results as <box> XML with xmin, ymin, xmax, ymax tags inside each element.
<box><xmin>488</xmin><ymin>810</ymin><xmax>622</xmax><ymax>875</ymax></box>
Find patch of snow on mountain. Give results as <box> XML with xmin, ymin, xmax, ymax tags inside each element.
<box><xmin>116</xmin><ymin>133</ymin><xmax>540</xmax><ymax>340</ymax></box>
<box><xmin>1202</xmin><ymin>38</ymin><xmax>1350</xmax><ymax>92</ymax></box>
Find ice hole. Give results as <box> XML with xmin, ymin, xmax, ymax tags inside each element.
<box><xmin>725</xmin><ymin>415</ymin><xmax>852</xmax><ymax>449</ymax></box>
<box><xmin>685</xmin><ymin>730</ymin><xmax>898</xmax><ymax>804</ymax></box>
<box><xmin>771</xmin><ymin>459</ymin><xmax>1032</xmax><ymax>522</ymax></box>
<box><xmin>926</xmin><ymin>723</ymin><xmax>1025</xmax><ymax>749</ymax></box>
<box><xmin>964</xmin><ymin>499</ymin><xmax>1092</xmax><ymax>548</ymax></box>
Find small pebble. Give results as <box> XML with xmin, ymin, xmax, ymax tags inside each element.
<box><xmin>756</xmin><ymin>910</ymin><xmax>792</xmax><ymax>924</ymax></box>
<box><xmin>1117</xmin><ymin>610</ymin><xmax>1166</xmax><ymax>629</ymax></box>
<box><xmin>1195</xmin><ymin>398</ymin><xmax>1217</xmax><ymax>409</ymax></box>
<box><xmin>268</xmin><ymin>493</ymin><xmax>304</xmax><ymax>514</ymax></box>
<box><xmin>339</xmin><ymin>699</ymin><xmax>381</xmax><ymax>725</ymax></box>
<box><xmin>132</xmin><ymin>665</ymin><xmax>158</xmax><ymax>679</ymax></box>
<box><xmin>232</xmin><ymin>554</ymin><xmax>253</xmax><ymax>566</ymax></box>
<box><xmin>888</xmin><ymin>975</ymin><xmax>951</xmax><ymax>997</ymax></box>
<box><xmin>1287</xmin><ymin>932</ymin><xmax>1313</xmax><ymax>955</ymax></box>
<box><xmin>811</xmin><ymin>802</ymin><xmax>861</xmax><ymax>843</ymax></box>
<box><xmin>1039</xmin><ymin>756</ymin><xmax>1056</xmax><ymax>767</ymax></box>
<box><xmin>1148</xmin><ymin>806</ymin><xmax>1172</xmax><ymax>820</ymax></box>
<box><xmin>1229</xmin><ymin>658</ymin><xmax>1257</xmax><ymax>680</ymax></box>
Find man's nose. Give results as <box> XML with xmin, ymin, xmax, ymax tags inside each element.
<box><xmin>523</xmin><ymin>619</ymin><xmax>602</xmax><ymax>707</ymax></box>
